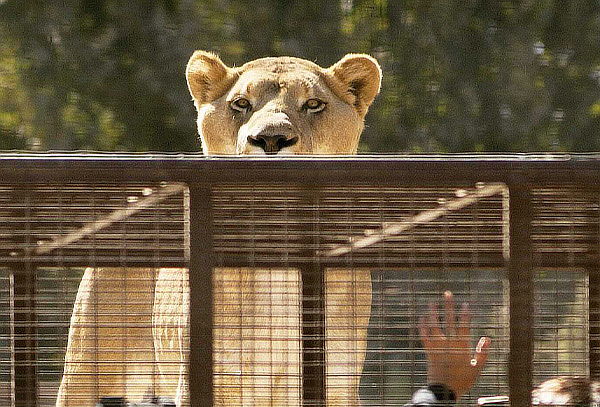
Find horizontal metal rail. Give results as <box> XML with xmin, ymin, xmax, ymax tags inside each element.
<box><xmin>1</xmin><ymin>153</ymin><xmax>600</xmax><ymax>185</ymax></box>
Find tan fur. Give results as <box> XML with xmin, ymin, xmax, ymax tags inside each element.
<box><xmin>188</xmin><ymin>51</ymin><xmax>381</xmax><ymax>155</ymax></box>
<box><xmin>58</xmin><ymin>52</ymin><xmax>381</xmax><ymax>406</ymax></box>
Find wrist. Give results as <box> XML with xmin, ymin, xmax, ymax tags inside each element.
<box><xmin>427</xmin><ymin>383</ymin><xmax>457</xmax><ymax>402</ymax></box>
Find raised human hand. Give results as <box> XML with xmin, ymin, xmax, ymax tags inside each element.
<box><xmin>418</xmin><ymin>291</ymin><xmax>491</xmax><ymax>399</ymax></box>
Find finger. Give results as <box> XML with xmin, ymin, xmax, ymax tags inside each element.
<box><xmin>470</xmin><ymin>336</ymin><xmax>491</xmax><ymax>373</ymax></box>
<box><xmin>418</xmin><ymin>316</ymin><xmax>428</xmax><ymax>335</ymax></box>
<box><xmin>418</xmin><ymin>316</ymin><xmax>431</xmax><ymax>348</ymax></box>
<box><xmin>444</xmin><ymin>291</ymin><xmax>456</xmax><ymax>334</ymax></box>
<box><xmin>457</xmin><ymin>302</ymin><xmax>471</xmax><ymax>337</ymax></box>
<box><xmin>428</xmin><ymin>302</ymin><xmax>443</xmax><ymax>337</ymax></box>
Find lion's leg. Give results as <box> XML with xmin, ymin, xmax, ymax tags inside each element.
<box><xmin>325</xmin><ymin>269</ymin><xmax>372</xmax><ymax>407</ymax></box>
<box><xmin>152</xmin><ymin>267</ymin><xmax>301</xmax><ymax>407</ymax></box>
<box><xmin>214</xmin><ymin>268</ymin><xmax>302</xmax><ymax>407</ymax></box>
<box><xmin>56</xmin><ymin>267</ymin><xmax>157</xmax><ymax>407</ymax></box>
<box><xmin>152</xmin><ymin>268</ymin><xmax>189</xmax><ymax>405</ymax></box>
<box><xmin>152</xmin><ymin>267</ymin><xmax>371</xmax><ymax>406</ymax></box>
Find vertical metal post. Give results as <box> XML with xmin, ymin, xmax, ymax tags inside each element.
<box><xmin>301</xmin><ymin>188</ymin><xmax>326</xmax><ymax>406</ymax></box>
<box><xmin>590</xmin><ymin>266</ymin><xmax>600</xmax><ymax>379</ymax></box>
<box><xmin>589</xmin><ymin>195</ymin><xmax>600</xmax><ymax>379</ymax></box>
<box><xmin>10</xmin><ymin>263</ymin><xmax>37</xmax><ymax>407</ymax></box>
<box><xmin>188</xmin><ymin>185</ymin><xmax>214</xmax><ymax>407</ymax></box>
<box><xmin>301</xmin><ymin>263</ymin><xmax>326</xmax><ymax>406</ymax></box>
<box><xmin>10</xmin><ymin>188</ymin><xmax>37</xmax><ymax>407</ymax></box>
<box><xmin>508</xmin><ymin>185</ymin><xmax>534</xmax><ymax>407</ymax></box>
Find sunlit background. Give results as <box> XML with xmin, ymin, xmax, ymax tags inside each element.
<box><xmin>1</xmin><ymin>0</ymin><xmax>600</xmax><ymax>153</ymax></box>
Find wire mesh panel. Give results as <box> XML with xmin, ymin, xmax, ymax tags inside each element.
<box><xmin>362</xmin><ymin>270</ymin><xmax>508</xmax><ymax>406</ymax></box>
<box><xmin>211</xmin><ymin>183</ymin><xmax>509</xmax><ymax>406</ymax></box>
<box><xmin>532</xmin><ymin>187</ymin><xmax>600</xmax><ymax>384</ymax></box>
<box><xmin>36</xmin><ymin>268</ymin><xmax>84</xmax><ymax>405</ymax></box>
<box><xmin>0</xmin><ymin>269</ymin><xmax>10</xmax><ymax>405</ymax></box>
<box><xmin>533</xmin><ymin>269</ymin><xmax>588</xmax><ymax>381</ymax></box>
<box><xmin>0</xmin><ymin>183</ymin><xmax>187</xmax><ymax>407</ymax></box>
<box><xmin>0</xmin><ymin>183</ymin><xmax>187</xmax><ymax>266</ymax></box>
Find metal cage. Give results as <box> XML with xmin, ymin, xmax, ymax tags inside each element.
<box><xmin>0</xmin><ymin>153</ymin><xmax>599</xmax><ymax>407</ymax></box>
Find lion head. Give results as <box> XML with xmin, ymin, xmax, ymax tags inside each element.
<box><xmin>186</xmin><ymin>51</ymin><xmax>381</xmax><ymax>155</ymax></box>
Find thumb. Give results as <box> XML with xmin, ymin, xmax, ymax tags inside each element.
<box><xmin>471</xmin><ymin>337</ymin><xmax>491</xmax><ymax>374</ymax></box>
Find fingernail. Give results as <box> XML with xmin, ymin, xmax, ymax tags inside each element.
<box><xmin>476</xmin><ymin>337</ymin><xmax>491</xmax><ymax>352</ymax></box>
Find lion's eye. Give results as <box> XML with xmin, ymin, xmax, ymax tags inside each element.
<box><xmin>231</xmin><ymin>98</ymin><xmax>251</xmax><ymax>112</ymax></box>
<box><xmin>304</xmin><ymin>98</ymin><xmax>326</xmax><ymax>113</ymax></box>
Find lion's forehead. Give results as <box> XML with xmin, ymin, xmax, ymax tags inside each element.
<box><xmin>232</xmin><ymin>68</ymin><xmax>330</xmax><ymax>100</ymax></box>
<box><xmin>240</xmin><ymin>56</ymin><xmax>322</xmax><ymax>73</ymax></box>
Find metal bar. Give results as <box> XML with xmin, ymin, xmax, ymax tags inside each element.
<box><xmin>589</xmin><ymin>266</ymin><xmax>600</xmax><ymax>379</ymax></box>
<box><xmin>10</xmin><ymin>264</ymin><xmax>37</xmax><ymax>407</ymax></box>
<box><xmin>589</xmin><ymin>199</ymin><xmax>600</xmax><ymax>379</ymax></box>
<box><xmin>300</xmin><ymin>187</ymin><xmax>326</xmax><ymax>406</ymax></box>
<box><xmin>508</xmin><ymin>185</ymin><xmax>534</xmax><ymax>407</ymax></box>
<box><xmin>0</xmin><ymin>258</ymin><xmax>188</xmax><ymax>268</ymax></box>
<box><xmin>216</xmin><ymin>258</ymin><xmax>507</xmax><ymax>269</ymax></box>
<box><xmin>4</xmin><ymin>255</ymin><xmax>592</xmax><ymax>269</ymax></box>
<box><xmin>301</xmin><ymin>262</ymin><xmax>326</xmax><ymax>406</ymax></box>
<box><xmin>3</xmin><ymin>154</ymin><xmax>600</xmax><ymax>185</ymax></box>
<box><xmin>188</xmin><ymin>184</ymin><xmax>214</xmax><ymax>407</ymax></box>
<box><xmin>10</xmin><ymin>187</ymin><xmax>37</xmax><ymax>407</ymax></box>
<box><xmin>3</xmin><ymin>253</ymin><xmax>590</xmax><ymax>269</ymax></box>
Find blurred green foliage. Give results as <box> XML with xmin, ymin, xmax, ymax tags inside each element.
<box><xmin>0</xmin><ymin>0</ymin><xmax>599</xmax><ymax>152</ymax></box>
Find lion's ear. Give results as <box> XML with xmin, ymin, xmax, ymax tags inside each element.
<box><xmin>186</xmin><ymin>51</ymin><xmax>235</xmax><ymax>105</ymax></box>
<box><xmin>329</xmin><ymin>54</ymin><xmax>382</xmax><ymax>115</ymax></box>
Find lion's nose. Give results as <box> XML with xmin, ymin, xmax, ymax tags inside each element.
<box><xmin>247</xmin><ymin>134</ymin><xmax>298</xmax><ymax>154</ymax></box>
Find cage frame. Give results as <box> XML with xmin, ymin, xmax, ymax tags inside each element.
<box><xmin>2</xmin><ymin>152</ymin><xmax>600</xmax><ymax>407</ymax></box>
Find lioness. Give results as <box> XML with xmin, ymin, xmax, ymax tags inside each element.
<box><xmin>57</xmin><ymin>51</ymin><xmax>381</xmax><ymax>406</ymax></box>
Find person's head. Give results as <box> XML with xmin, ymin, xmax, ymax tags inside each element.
<box><xmin>532</xmin><ymin>376</ymin><xmax>600</xmax><ymax>406</ymax></box>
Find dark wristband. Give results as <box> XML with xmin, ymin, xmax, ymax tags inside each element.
<box><xmin>427</xmin><ymin>383</ymin><xmax>457</xmax><ymax>402</ymax></box>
